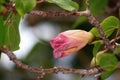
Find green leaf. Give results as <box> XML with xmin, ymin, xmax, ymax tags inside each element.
<box><xmin>47</xmin><ymin>0</ymin><xmax>79</xmax><ymax>11</ymax></box>
<box><xmin>90</xmin><ymin>16</ymin><xmax>120</xmax><ymax>38</ymax></box>
<box><xmin>98</xmin><ymin>54</ymin><xmax>118</xmax><ymax>71</ymax></box>
<box><xmin>4</xmin><ymin>14</ymin><xmax>21</xmax><ymax>50</ymax></box>
<box><xmin>92</xmin><ymin>40</ymin><xmax>103</xmax><ymax>56</ymax></box>
<box><xmin>0</xmin><ymin>14</ymin><xmax>20</xmax><ymax>56</ymax></box>
<box><xmin>0</xmin><ymin>14</ymin><xmax>20</xmax><ymax>51</ymax></box>
<box><xmin>14</xmin><ymin>0</ymin><xmax>36</xmax><ymax>17</ymax></box>
<box><xmin>113</xmin><ymin>46</ymin><xmax>120</xmax><ymax>54</ymax></box>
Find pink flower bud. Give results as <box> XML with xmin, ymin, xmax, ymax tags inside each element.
<box><xmin>50</xmin><ymin>30</ymin><xmax>94</xmax><ymax>59</ymax></box>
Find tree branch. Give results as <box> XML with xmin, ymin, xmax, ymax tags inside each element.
<box><xmin>0</xmin><ymin>46</ymin><xmax>103</xmax><ymax>78</ymax></box>
<box><xmin>30</xmin><ymin>10</ymin><xmax>88</xmax><ymax>17</ymax></box>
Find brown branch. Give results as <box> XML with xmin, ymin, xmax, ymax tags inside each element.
<box><xmin>30</xmin><ymin>10</ymin><xmax>88</xmax><ymax>17</ymax></box>
<box><xmin>86</xmin><ymin>0</ymin><xmax>114</xmax><ymax>51</ymax></box>
<box><xmin>0</xmin><ymin>47</ymin><xmax>103</xmax><ymax>78</ymax></box>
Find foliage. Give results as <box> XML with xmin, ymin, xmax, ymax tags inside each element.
<box><xmin>0</xmin><ymin>14</ymin><xmax>20</xmax><ymax>51</ymax></box>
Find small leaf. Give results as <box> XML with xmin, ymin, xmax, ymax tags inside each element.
<box><xmin>90</xmin><ymin>16</ymin><xmax>120</xmax><ymax>38</ymax></box>
<box><xmin>98</xmin><ymin>53</ymin><xmax>118</xmax><ymax>71</ymax></box>
<box><xmin>14</xmin><ymin>0</ymin><xmax>36</xmax><ymax>17</ymax></box>
<box><xmin>113</xmin><ymin>46</ymin><xmax>120</xmax><ymax>54</ymax></box>
<box><xmin>47</xmin><ymin>0</ymin><xmax>79</xmax><ymax>11</ymax></box>
<box><xmin>92</xmin><ymin>40</ymin><xmax>103</xmax><ymax>56</ymax></box>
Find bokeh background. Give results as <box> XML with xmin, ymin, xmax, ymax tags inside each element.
<box><xmin>0</xmin><ymin>0</ymin><xmax>120</xmax><ymax>80</ymax></box>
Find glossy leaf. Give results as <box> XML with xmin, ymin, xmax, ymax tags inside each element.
<box><xmin>90</xmin><ymin>16</ymin><xmax>120</xmax><ymax>38</ymax></box>
<box><xmin>92</xmin><ymin>40</ymin><xmax>103</xmax><ymax>56</ymax></box>
<box><xmin>98</xmin><ymin>54</ymin><xmax>118</xmax><ymax>71</ymax></box>
<box><xmin>14</xmin><ymin>0</ymin><xmax>36</xmax><ymax>17</ymax></box>
<box><xmin>47</xmin><ymin>0</ymin><xmax>79</xmax><ymax>11</ymax></box>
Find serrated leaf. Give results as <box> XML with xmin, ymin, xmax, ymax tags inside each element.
<box><xmin>90</xmin><ymin>16</ymin><xmax>120</xmax><ymax>38</ymax></box>
<box><xmin>98</xmin><ymin>54</ymin><xmax>118</xmax><ymax>71</ymax></box>
<box><xmin>4</xmin><ymin>14</ymin><xmax>21</xmax><ymax>50</ymax></box>
<box><xmin>14</xmin><ymin>0</ymin><xmax>36</xmax><ymax>17</ymax></box>
<box><xmin>92</xmin><ymin>40</ymin><xmax>103</xmax><ymax>56</ymax></box>
<box><xmin>47</xmin><ymin>0</ymin><xmax>79</xmax><ymax>11</ymax></box>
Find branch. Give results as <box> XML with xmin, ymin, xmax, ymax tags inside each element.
<box><xmin>0</xmin><ymin>47</ymin><xmax>103</xmax><ymax>78</ymax></box>
<box><xmin>30</xmin><ymin>10</ymin><xmax>88</xmax><ymax>17</ymax></box>
<box><xmin>86</xmin><ymin>0</ymin><xmax>114</xmax><ymax>51</ymax></box>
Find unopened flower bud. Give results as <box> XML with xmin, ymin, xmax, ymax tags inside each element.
<box><xmin>50</xmin><ymin>30</ymin><xmax>94</xmax><ymax>59</ymax></box>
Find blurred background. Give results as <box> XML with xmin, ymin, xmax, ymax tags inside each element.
<box><xmin>0</xmin><ymin>0</ymin><xmax>120</xmax><ymax>80</ymax></box>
